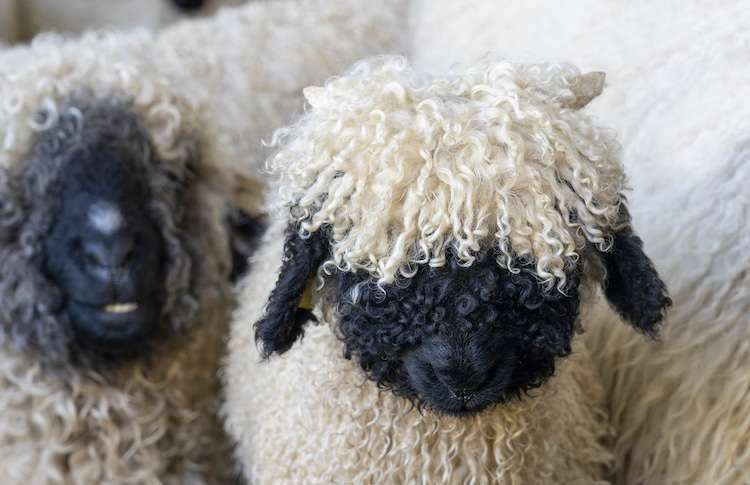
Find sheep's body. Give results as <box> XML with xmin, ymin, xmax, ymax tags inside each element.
<box><xmin>0</xmin><ymin>0</ymin><xmax>406</xmax><ymax>482</ymax></box>
<box><xmin>410</xmin><ymin>1</ymin><xmax>750</xmax><ymax>483</ymax></box>
<box><xmin>0</xmin><ymin>311</ymin><xmax>232</xmax><ymax>484</ymax></box>
<box><xmin>224</xmin><ymin>217</ymin><xmax>614</xmax><ymax>484</ymax></box>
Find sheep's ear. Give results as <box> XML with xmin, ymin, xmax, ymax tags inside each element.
<box><xmin>561</xmin><ymin>71</ymin><xmax>606</xmax><ymax>110</ymax></box>
<box><xmin>600</xmin><ymin>226</ymin><xmax>671</xmax><ymax>337</ymax></box>
<box><xmin>254</xmin><ymin>224</ymin><xmax>328</xmax><ymax>358</ymax></box>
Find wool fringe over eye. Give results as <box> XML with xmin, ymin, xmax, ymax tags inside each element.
<box><xmin>269</xmin><ymin>56</ymin><xmax>627</xmax><ymax>290</ymax></box>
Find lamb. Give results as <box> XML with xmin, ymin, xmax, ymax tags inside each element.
<box><xmin>0</xmin><ymin>0</ymin><xmax>406</xmax><ymax>481</ymax></box>
<box><xmin>223</xmin><ymin>57</ymin><xmax>671</xmax><ymax>483</ymax></box>
<box><xmin>409</xmin><ymin>2</ymin><xmax>750</xmax><ymax>482</ymax></box>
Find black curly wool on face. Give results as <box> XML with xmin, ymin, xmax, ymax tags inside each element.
<box><xmin>42</xmin><ymin>142</ymin><xmax>166</xmax><ymax>358</ymax></box>
<box><xmin>335</xmin><ymin>253</ymin><xmax>580</xmax><ymax>416</ymax></box>
<box><xmin>256</xmin><ymin>222</ymin><xmax>671</xmax><ymax>417</ymax></box>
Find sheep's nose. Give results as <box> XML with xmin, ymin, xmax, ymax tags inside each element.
<box><xmin>434</xmin><ymin>364</ymin><xmax>486</xmax><ymax>399</ymax></box>
<box><xmin>171</xmin><ymin>0</ymin><xmax>205</xmax><ymax>11</ymax></box>
<box><xmin>82</xmin><ymin>234</ymin><xmax>135</xmax><ymax>275</ymax></box>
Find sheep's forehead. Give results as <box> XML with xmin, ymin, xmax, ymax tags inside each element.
<box><xmin>88</xmin><ymin>201</ymin><xmax>124</xmax><ymax>235</ymax></box>
<box><xmin>277</xmin><ymin>60</ymin><xmax>625</xmax><ymax>286</ymax></box>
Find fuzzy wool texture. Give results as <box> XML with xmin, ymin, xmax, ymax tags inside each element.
<box><xmin>223</xmin><ymin>216</ymin><xmax>614</xmax><ymax>484</ymax></box>
<box><xmin>410</xmin><ymin>1</ymin><xmax>750</xmax><ymax>483</ymax></box>
<box><xmin>0</xmin><ymin>306</ymin><xmax>233</xmax><ymax>484</ymax></box>
<box><xmin>1</xmin><ymin>0</ymin><xmax>409</xmax><ymax>185</ymax></box>
<box><xmin>269</xmin><ymin>57</ymin><xmax>626</xmax><ymax>288</ymax></box>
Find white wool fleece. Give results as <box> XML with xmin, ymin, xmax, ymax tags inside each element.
<box><xmin>269</xmin><ymin>57</ymin><xmax>626</xmax><ymax>289</ymax></box>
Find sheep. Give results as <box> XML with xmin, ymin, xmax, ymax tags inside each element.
<box><xmin>409</xmin><ymin>2</ymin><xmax>750</xmax><ymax>482</ymax></box>
<box><xmin>0</xmin><ymin>0</ymin><xmax>407</xmax><ymax>481</ymax></box>
<box><xmin>223</xmin><ymin>56</ymin><xmax>671</xmax><ymax>484</ymax></box>
<box><xmin>0</xmin><ymin>90</ymin><xmax>239</xmax><ymax>483</ymax></box>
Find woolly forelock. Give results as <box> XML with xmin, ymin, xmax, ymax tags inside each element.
<box><xmin>269</xmin><ymin>57</ymin><xmax>627</xmax><ymax>289</ymax></box>
<box><xmin>0</xmin><ymin>31</ymin><xmax>232</xmax><ymax>365</ymax></box>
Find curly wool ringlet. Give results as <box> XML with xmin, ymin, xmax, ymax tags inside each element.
<box><xmin>270</xmin><ymin>57</ymin><xmax>626</xmax><ymax>288</ymax></box>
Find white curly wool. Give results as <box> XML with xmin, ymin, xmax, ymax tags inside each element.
<box><xmin>410</xmin><ymin>1</ymin><xmax>750</xmax><ymax>483</ymax></box>
<box><xmin>223</xmin><ymin>216</ymin><xmax>614</xmax><ymax>484</ymax></box>
<box><xmin>269</xmin><ymin>57</ymin><xmax>624</xmax><ymax>289</ymax></box>
<box><xmin>0</xmin><ymin>0</ymin><xmax>407</xmax><ymax>482</ymax></box>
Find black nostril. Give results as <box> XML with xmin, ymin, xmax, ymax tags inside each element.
<box><xmin>81</xmin><ymin>234</ymin><xmax>135</xmax><ymax>270</ymax></box>
<box><xmin>171</xmin><ymin>0</ymin><xmax>205</xmax><ymax>11</ymax></box>
<box><xmin>453</xmin><ymin>390</ymin><xmax>475</xmax><ymax>402</ymax></box>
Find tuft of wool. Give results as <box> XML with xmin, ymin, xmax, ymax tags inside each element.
<box><xmin>223</xmin><ymin>217</ymin><xmax>614</xmax><ymax>484</ymax></box>
<box><xmin>269</xmin><ymin>57</ymin><xmax>626</xmax><ymax>289</ymax></box>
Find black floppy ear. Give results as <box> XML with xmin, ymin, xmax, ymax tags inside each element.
<box><xmin>601</xmin><ymin>227</ymin><xmax>671</xmax><ymax>337</ymax></box>
<box><xmin>254</xmin><ymin>224</ymin><xmax>328</xmax><ymax>358</ymax></box>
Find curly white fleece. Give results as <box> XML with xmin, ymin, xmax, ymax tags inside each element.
<box><xmin>269</xmin><ymin>57</ymin><xmax>625</xmax><ymax>288</ymax></box>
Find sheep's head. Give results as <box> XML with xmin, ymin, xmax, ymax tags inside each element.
<box><xmin>255</xmin><ymin>58</ymin><xmax>671</xmax><ymax>416</ymax></box>
<box><xmin>0</xmin><ymin>94</ymin><xmax>233</xmax><ymax>367</ymax></box>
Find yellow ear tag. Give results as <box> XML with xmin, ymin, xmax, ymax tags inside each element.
<box><xmin>298</xmin><ymin>278</ymin><xmax>316</xmax><ymax>310</ymax></box>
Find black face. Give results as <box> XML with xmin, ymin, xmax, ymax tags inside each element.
<box><xmin>255</xmin><ymin>222</ymin><xmax>670</xmax><ymax>418</ymax></box>
<box><xmin>335</xmin><ymin>253</ymin><xmax>580</xmax><ymax>416</ymax></box>
<box><xmin>42</xmin><ymin>144</ymin><xmax>166</xmax><ymax>358</ymax></box>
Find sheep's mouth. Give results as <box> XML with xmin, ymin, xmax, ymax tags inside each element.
<box><xmin>67</xmin><ymin>298</ymin><xmax>160</xmax><ymax>347</ymax></box>
<box><xmin>103</xmin><ymin>302</ymin><xmax>139</xmax><ymax>314</ymax></box>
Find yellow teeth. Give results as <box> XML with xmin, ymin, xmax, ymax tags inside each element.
<box><xmin>103</xmin><ymin>303</ymin><xmax>138</xmax><ymax>314</ymax></box>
